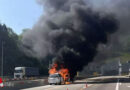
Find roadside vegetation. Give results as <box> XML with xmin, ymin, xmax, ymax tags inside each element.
<box><xmin>0</xmin><ymin>24</ymin><xmax>49</xmax><ymax>76</ymax></box>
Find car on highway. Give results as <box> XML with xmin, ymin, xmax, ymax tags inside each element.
<box><xmin>48</xmin><ymin>73</ymin><xmax>64</xmax><ymax>85</ymax></box>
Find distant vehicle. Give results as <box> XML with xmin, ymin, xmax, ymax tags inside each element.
<box><xmin>48</xmin><ymin>73</ymin><xmax>64</xmax><ymax>85</ymax></box>
<box><xmin>14</xmin><ymin>67</ymin><xmax>39</xmax><ymax>79</ymax></box>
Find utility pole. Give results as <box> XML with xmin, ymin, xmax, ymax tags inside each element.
<box><xmin>1</xmin><ymin>41</ymin><xmax>4</xmax><ymax>79</ymax></box>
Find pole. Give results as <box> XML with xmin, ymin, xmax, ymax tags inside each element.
<box><xmin>128</xmin><ymin>68</ymin><xmax>130</xmax><ymax>78</ymax></box>
<box><xmin>1</xmin><ymin>42</ymin><xmax>4</xmax><ymax>79</ymax></box>
<box><xmin>118</xmin><ymin>59</ymin><xmax>122</xmax><ymax>76</ymax></box>
<box><xmin>101</xmin><ymin>66</ymin><xmax>104</xmax><ymax>75</ymax></box>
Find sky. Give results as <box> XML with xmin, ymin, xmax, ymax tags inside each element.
<box><xmin>0</xmin><ymin>0</ymin><xmax>43</xmax><ymax>34</ymax></box>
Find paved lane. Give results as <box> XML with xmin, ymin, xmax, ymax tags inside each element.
<box><xmin>0</xmin><ymin>79</ymin><xmax>46</xmax><ymax>90</ymax></box>
<box><xmin>84</xmin><ymin>78</ymin><xmax>130</xmax><ymax>90</ymax></box>
<box><xmin>22</xmin><ymin>80</ymin><xmax>90</xmax><ymax>90</ymax></box>
<box><xmin>1</xmin><ymin>76</ymin><xmax>130</xmax><ymax>90</ymax></box>
<box><xmin>84</xmin><ymin>83</ymin><xmax>116</xmax><ymax>90</ymax></box>
<box><xmin>118</xmin><ymin>81</ymin><xmax>130</xmax><ymax>90</ymax></box>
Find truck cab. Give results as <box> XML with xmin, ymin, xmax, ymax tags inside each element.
<box><xmin>14</xmin><ymin>67</ymin><xmax>24</xmax><ymax>79</ymax></box>
<box><xmin>48</xmin><ymin>73</ymin><xmax>64</xmax><ymax>85</ymax></box>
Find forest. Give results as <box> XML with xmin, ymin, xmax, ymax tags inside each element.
<box><xmin>0</xmin><ymin>24</ymin><xmax>49</xmax><ymax>76</ymax></box>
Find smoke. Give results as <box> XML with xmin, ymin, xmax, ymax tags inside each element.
<box><xmin>22</xmin><ymin>0</ymin><xmax>118</xmax><ymax>80</ymax></box>
<box><xmin>79</xmin><ymin>0</ymin><xmax>130</xmax><ymax>75</ymax></box>
<box><xmin>87</xmin><ymin>0</ymin><xmax>130</xmax><ymax>34</ymax></box>
<box><xmin>87</xmin><ymin>0</ymin><xmax>130</xmax><ymax>59</ymax></box>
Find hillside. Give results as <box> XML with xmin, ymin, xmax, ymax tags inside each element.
<box><xmin>0</xmin><ymin>24</ymin><xmax>49</xmax><ymax>76</ymax></box>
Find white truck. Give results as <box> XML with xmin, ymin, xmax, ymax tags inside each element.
<box><xmin>14</xmin><ymin>67</ymin><xmax>39</xmax><ymax>79</ymax></box>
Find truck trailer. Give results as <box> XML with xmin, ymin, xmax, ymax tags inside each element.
<box><xmin>14</xmin><ymin>67</ymin><xmax>39</xmax><ymax>79</ymax></box>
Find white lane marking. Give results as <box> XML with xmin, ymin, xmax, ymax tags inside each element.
<box><xmin>116</xmin><ymin>79</ymin><xmax>119</xmax><ymax>90</ymax></box>
<box><xmin>21</xmin><ymin>85</ymin><xmax>52</xmax><ymax>90</ymax></box>
<box><xmin>128</xmin><ymin>86</ymin><xmax>130</xmax><ymax>87</ymax></box>
<box><xmin>119</xmin><ymin>82</ymin><xmax>121</xmax><ymax>85</ymax></box>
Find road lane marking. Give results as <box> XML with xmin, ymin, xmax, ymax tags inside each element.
<box><xmin>128</xmin><ymin>86</ymin><xmax>130</xmax><ymax>87</ymax></box>
<box><xmin>119</xmin><ymin>82</ymin><xmax>121</xmax><ymax>85</ymax></box>
<box><xmin>21</xmin><ymin>85</ymin><xmax>52</xmax><ymax>90</ymax></box>
<box><xmin>116</xmin><ymin>79</ymin><xmax>119</xmax><ymax>90</ymax></box>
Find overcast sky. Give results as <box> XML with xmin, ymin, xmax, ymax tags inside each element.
<box><xmin>0</xmin><ymin>0</ymin><xmax>42</xmax><ymax>34</ymax></box>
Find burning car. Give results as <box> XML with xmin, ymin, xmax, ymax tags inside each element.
<box><xmin>48</xmin><ymin>62</ymin><xmax>70</xmax><ymax>85</ymax></box>
<box><xmin>48</xmin><ymin>73</ymin><xmax>63</xmax><ymax>85</ymax></box>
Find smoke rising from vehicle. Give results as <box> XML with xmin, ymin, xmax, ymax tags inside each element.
<box><xmin>87</xmin><ymin>0</ymin><xmax>130</xmax><ymax>60</ymax></box>
<box><xmin>22</xmin><ymin>0</ymin><xmax>118</xmax><ymax>80</ymax></box>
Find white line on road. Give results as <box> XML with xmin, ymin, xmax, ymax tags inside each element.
<box><xmin>21</xmin><ymin>85</ymin><xmax>52</xmax><ymax>90</ymax></box>
<box><xmin>128</xmin><ymin>86</ymin><xmax>130</xmax><ymax>88</ymax></box>
<box><xmin>116</xmin><ymin>79</ymin><xmax>119</xmax><ymax>90</ymax></box>
<box><xmin>119</xmin><ymin>82</ymin><xmax>121</xmax><ymax>85</ymax></box>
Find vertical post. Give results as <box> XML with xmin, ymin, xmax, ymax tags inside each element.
<box><xmin>1</xmin><ymin>41</ymin><xmax>4</xmax><ymax>79</ymax></box>
<box><xmin>128</xmin><ymin>68</ymin><xmax>130</xmax><ymax>78</ymax></box>
<box><xmin>118</xmin><ymin>59</ymin><xmax>122</xmax><ymax>76</ymax></box>
<box><xmin>101</xmin><ymin>66</ymin><xmax>104</xmax><ymax>76</ymax></box>
<box><xmin>77</xmin><ymin>72</ymin><xmax>79</xmax><ymax>77</ymax></box>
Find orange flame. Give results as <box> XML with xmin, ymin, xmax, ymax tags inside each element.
<box><xmin>49</xmin><ymin>63</ymin><xmax>58</xmax><ymax>74</ymax></box>
<box><xmin>49</xmin><ymin>62</ymin><xmax>70</xmax><ymax>83</ymax></box>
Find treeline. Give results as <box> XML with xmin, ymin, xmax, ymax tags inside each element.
<box><xmin>0</xmin><ymin>24</ymin><xmax>49</xmax><ymax>76</ymax></box>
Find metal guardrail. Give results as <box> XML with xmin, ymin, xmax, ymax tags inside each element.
<box><xmin>0</xmin><ymin>76</ymin><xmax>48</xmax><ymax>82</ymax></box>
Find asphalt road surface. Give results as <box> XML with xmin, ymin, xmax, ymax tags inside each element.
<box><xmin>21</xmin><ymin>78</ymin><xmax>130</xmax><ymax>90</ymax></box>
<box><xmin>1</xmin><ymin>76</ymin><xmax>130</xmax><ymax>90</ymax></box>
<box><xmin>86</xmin><ymin>78</ymin><xmax>130</xmax><ymax>90</ymax></box>
<box><xmin>0</xmin><ymin>79</ymin><xmax>46</xmax><ymax>90</ymax></box>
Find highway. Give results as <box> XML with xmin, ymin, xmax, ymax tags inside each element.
<box><xmin>86</xmin><ymin>82</ymin><xmax>130</xmax><ymax>90</ymax></box>
<box><xmin>21</xmin><ymin>77</ymin><xmax>130</xmax><ymax>90</ymax></box>
<box><xmin>1</xmin><ymin>79</ymin><xmax>45</xmax><ymax>90</ymax></box>
<box><xmin>86</xmin><ymin>78</ymin><xmax>130</xmax><ymax>90</ymax></box>
<box><xmin>22</xmin><ymin>79</ymin><xmax>89</xmax><ymax>90</ymax></box>
<box><xmin>1</xmin><ymin>76</ymin><xmax>130</xmax><ymax>90</ymax></box>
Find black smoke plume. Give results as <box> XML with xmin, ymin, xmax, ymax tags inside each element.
<box><xmin>22</xmin><ymin>0</ymin><xmax>118</xmax><ymax>80</ymax></box>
